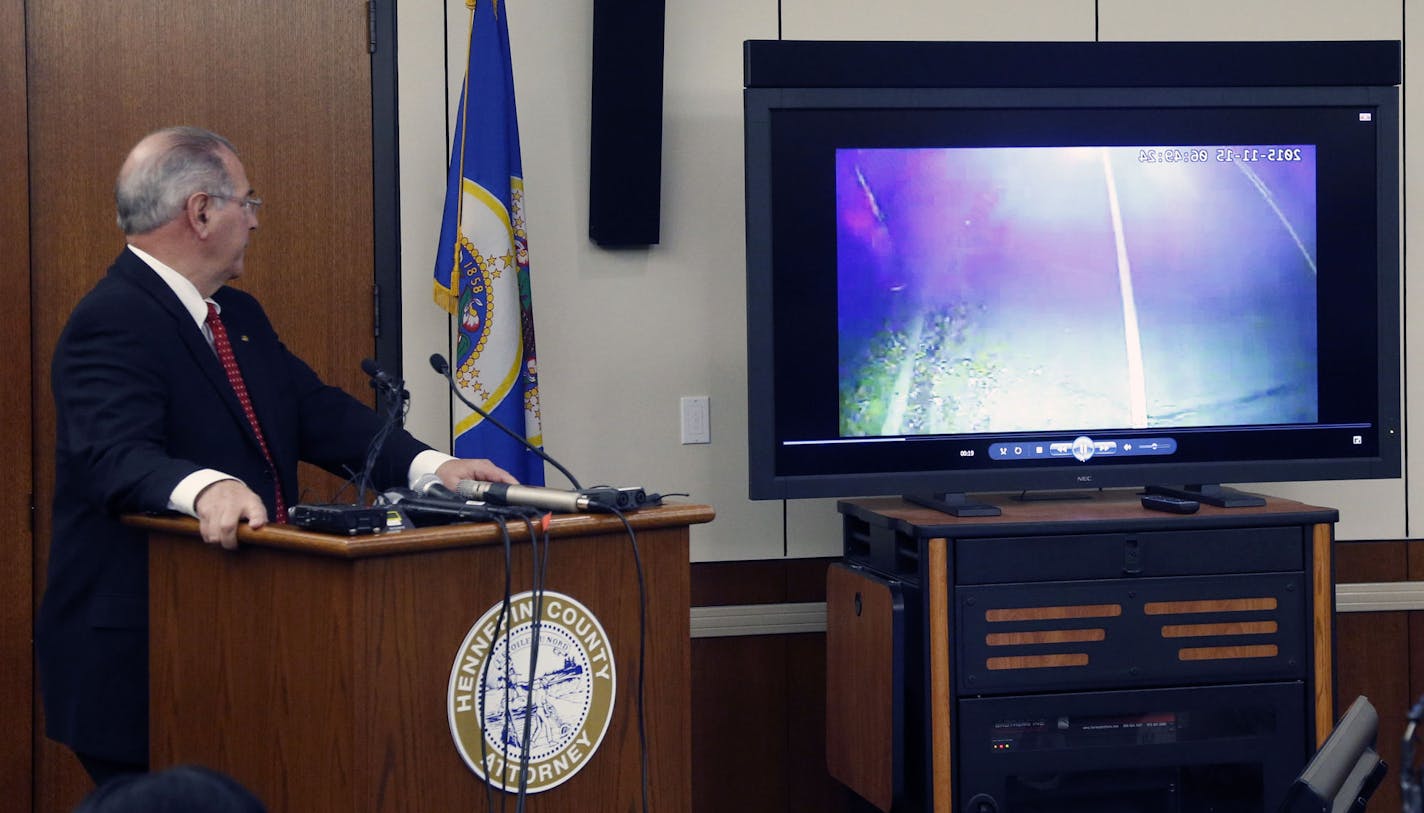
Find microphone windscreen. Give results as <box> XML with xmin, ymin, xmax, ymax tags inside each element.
<box><xmin>413</xmin><ymin>473</ymin><xmax>461</xmax><ymax>501</ymax></box>
<box><xmin>429</xmin><ymin>354</ymin><xmax>450</xmax><ymax>375</ymax></box>
<box><xmin>361</xmin><ymin>358</ymin><xmax>382</xmax><ymax>378</ymax></box>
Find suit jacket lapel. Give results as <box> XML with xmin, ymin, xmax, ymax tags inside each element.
<box><xmin>110</xmin><ymin>250</ymin><xmax>262</xmax><ymax>449</ymax></box>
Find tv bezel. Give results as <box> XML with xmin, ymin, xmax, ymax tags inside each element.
<box><xmin>743</xmin><ymin>40</ymin><xmax>1402</xmax><ymax>501</ymax></box>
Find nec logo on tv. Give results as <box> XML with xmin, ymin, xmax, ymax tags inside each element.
<box><xmin>1076</xmin><ymin>475</ymin><xmax>1095</xmax><ymax>483</ymax></box>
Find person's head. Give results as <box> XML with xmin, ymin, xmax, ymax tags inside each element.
<box><xmin>116</xmin><ymin>126</ymin><xmax>239</xmax><ymax>235</ymax></box>
<box><xmin>116</xmin><ymin>126</ymin><xmax>260</xmax><ymax>295</ymax></box>
<box><xmin>73</xmin><ymin>764</ymin><xmax>267</xmax><ymax>813</ymax></box>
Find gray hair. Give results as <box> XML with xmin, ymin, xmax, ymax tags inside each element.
<box><xmin>115</xmin><ymin>126</ymin><xmax>239</xmax><ymax>235</ymax></box>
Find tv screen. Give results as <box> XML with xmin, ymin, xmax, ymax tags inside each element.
<box><xmin>744</xmin><ymin>41</ymin><xmax>1401</xmax><ymax>504</ymax></box>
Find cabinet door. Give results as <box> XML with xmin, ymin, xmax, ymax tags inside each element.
<box><xmin>826</xmin><ymin>563</ymin><xmax>908</xmax><ymax>811</ymax></box>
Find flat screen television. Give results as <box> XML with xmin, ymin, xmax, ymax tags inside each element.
<box><xmin>743</xmin><ymin>40</ymin><xmax>1402</xmax><ymax>510</ymax></box>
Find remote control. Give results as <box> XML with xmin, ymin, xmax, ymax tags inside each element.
<box><xmin>1141</xmin><ymin>494</ymin><xmax>1200</xmax><ymax>514</ymax></box>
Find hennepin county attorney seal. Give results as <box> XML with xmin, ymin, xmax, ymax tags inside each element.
<box><xmin>447</xmin><ymin>591</ymin><xmax>616</xmax><ymax>793</ymax></box>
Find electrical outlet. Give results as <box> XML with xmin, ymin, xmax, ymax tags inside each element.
<box><xmin>680</xmin><ymin>396</ymin><xmax>710</xmax><ymax>444</ymax></box>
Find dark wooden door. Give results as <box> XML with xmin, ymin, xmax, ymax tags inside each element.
<box><xmin>24</xmin><ymin>1</ymin><xmax>380</xmax><ymax>808</ymax></box>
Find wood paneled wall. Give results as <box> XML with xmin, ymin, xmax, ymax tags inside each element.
<box><xmin>1334</xmin><ymin>540</ymin><xmax>1424</xmax><ymax>813</ymax></box>
<box><xmin>691</xmin><ymin>559</ymin><xmax>871</xmax><ymax>813</ymax></box>
<box><xmin>1</xmin><ymin>0</ymin><xmax>32</xmax><ymax>807</ymax></box>
<box><xmin>23</xmin><ymin>1</ymin><xmax>380</xmax><ymax>808</ymax></box>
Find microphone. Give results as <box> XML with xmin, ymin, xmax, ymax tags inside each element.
<box><xmin>457</xmin><ymin>480</ymin><xmax>596</xmax><ymax>514</ymax></box>
<box><xmin>380</xmin><ymin>489</ymin><xmax>495</xmax><ymax>525</ymax></box>
<box><xmin>412</xmin><ymin>472</ymin><xmax>461</xmax><ymax>502</ymax></box>
<box><xmin>361</xmin><ymin>357</ymin><xmax>402</xmax><ymax>390</ymax></box>
<box><xmin>360</xmin><ymin>357</ymin><xmax>409</xmax><ymax>421</ymax></box>
<box><xmin>428</xmin><ymin>353</ymin><xmax>583</xmax><ymax>489</ymax></box>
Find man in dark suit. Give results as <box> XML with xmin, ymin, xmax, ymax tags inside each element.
<box><xmin>37</xmin><ymin>126</ymin><xmax>516</xmax><ymax>784</ymax></box>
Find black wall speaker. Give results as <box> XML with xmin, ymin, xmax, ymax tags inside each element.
<box><xmin>588</xmin><ymin>0</ymin><xmax>666</xmax><ymax>246</ymax></box>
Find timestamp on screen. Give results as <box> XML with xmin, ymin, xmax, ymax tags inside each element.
<box><xmin>1137</xmin><ymin>148</ymin><xmax>1210</xmax><ymax>164</ymax></box>
<box><xmin>1214</xmin><ymin>147</ymin><xmax>1306</xmax><ymax>162</ymax></box>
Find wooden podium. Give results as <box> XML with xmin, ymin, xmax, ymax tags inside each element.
<box><xmin>127</xmin><ymin>503</ymin><xmax>714</xmax><ymax>812</ymax></box>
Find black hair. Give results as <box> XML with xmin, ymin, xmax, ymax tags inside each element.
<box><xmin>74</xmin><ymin>764</ymin><xmax>266</xmax><ymax>813</ymax></box>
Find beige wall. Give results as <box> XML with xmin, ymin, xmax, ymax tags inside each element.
<box><xmin>398</xmin><ymin>1</ymin><xmax>1414</xmax><ymax>560</ymax></box>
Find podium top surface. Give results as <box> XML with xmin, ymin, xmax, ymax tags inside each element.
<box><xmin>125</xmin><ymin>502</ymin><xmax>715</xmax><ymax>558</ymax></box>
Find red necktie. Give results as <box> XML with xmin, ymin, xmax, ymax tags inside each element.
<box><xmin>206</xmin><ymin>303</ymin><xmax>287</xmax><ymax>523</ymax></box>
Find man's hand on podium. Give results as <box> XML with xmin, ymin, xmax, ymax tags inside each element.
<box><xmin>433</xmin><ymin>457</ymin><xmax>519</xmax><ymax>490</ymax></box>
<box><xmin>194</xmin><ymin>479</ymin><xmax>267</xmax><ymax>550</ymax></box>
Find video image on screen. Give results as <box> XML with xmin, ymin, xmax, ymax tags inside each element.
<box><xmin>837</xmin><ymin>145</ymin><xmax>1319</xmax><ymax>438</ymax></box>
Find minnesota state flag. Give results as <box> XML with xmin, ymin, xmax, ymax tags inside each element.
<box><xmin>434</xmin><ymin>0</ymin><xmax>544</xmax><ymax>485</ymax></box>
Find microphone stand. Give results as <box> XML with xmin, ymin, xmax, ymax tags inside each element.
<box><xmin>286</xmin><ymin>359</ymin><xmax>408</xmax><ymax>536</ymax></box>
<box><xmin>357</xmin><ymin>367</ymin><xmax>409</xmax><ymax>504</ymax></box>
<box><xmin>428</xmin><ymin>353</ymin><xmax>583</xmax><ymax>490</ymax></box>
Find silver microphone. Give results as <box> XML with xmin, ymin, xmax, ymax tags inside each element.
<box><xmin>456</xmin><ymin>480</ymin><xmax>594</xmax><ymax>513</ymax></box>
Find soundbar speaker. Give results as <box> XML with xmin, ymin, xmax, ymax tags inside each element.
<box><xmin>588</xmin><ymin>0</ymin><xmax>665</xmax><ymax>246</ymax></box>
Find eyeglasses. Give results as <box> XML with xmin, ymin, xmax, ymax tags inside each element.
<box><xmin>207</xmin><ymin>193</ymin><xmax>264</xmax><ymax>214</ymax></box>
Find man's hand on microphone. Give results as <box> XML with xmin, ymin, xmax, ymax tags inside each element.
<box><xmin>193</xmin><ymin>479</ymin><xmax>268</xmax><ymax>550</ymax></box>
<box><xmin>435</xmin><ymin>458</ymin><xmax>518</xmax><ymax>489</ymax></box>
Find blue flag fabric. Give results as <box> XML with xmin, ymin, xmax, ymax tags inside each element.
<box><xmin>434</xmin><ymin>0</ymin><xmax>544</xmax><ymax>485</ymax></box>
